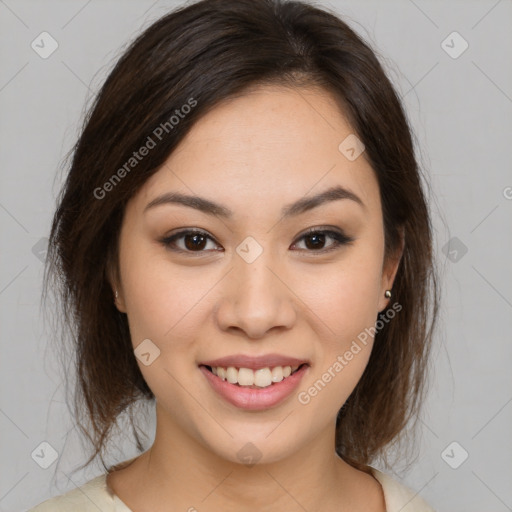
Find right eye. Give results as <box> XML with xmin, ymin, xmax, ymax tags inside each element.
<box><xmin>160</xmin><ymin>229</ymin><xmax>222</xmax><ymax>255</ymax></box>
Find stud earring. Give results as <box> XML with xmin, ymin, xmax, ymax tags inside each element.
<box><xmin>114</xmin><ymin>290</ymin><xmax>118</xmax><ymax>303</ymax></box>
<box><xmin>384</xmin><ymin>290</ymin><xmax>392</xmax><ymax>298</ymax></box>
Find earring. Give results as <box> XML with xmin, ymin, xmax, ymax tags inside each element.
<box><xmin>384</xmin><ymin>290</ymin><xmax>392</xmax><ymax>298</ymax></box>
<box><xmin>114</xmin><ymin>289</ymin><xmax>118</xmax><ymax>303</ymax></box>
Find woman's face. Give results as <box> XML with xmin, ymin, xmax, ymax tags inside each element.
<box><xmin>114</xmin><ymin>85</ymin><xmax>401</xmax><ymax>465</ymax></box>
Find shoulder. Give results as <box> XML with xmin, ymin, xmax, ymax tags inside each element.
<box><xmin>28</xmin><ymin>467</ymin><xmax>434</xmax><ymax>512</ymax></box>
<box><xmin>27</xmin><ymin>474</ymin><xmax>129</xmax><ymax>512</ymax></box>
<box><xmin>370</xmin><ymin>467</ymin><xmax>436</xmax><ymax>512</ymax></box>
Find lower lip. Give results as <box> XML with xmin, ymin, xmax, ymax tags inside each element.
<box><xmin>199</xmin><ymin>364</ymin><xmax>309</xmax><ymax>411</ymax></box>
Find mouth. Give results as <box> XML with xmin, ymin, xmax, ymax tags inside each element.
<box><xmin>200</xmin><ymin>363</ymin><xmax>308</xmax><ymax>389</ymax></box>
<box><xmin>198</xmin><ymin>361</ymin><xmax>310</xmax><ymax>410</ymax></box>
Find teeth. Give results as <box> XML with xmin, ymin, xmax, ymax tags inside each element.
<box><xmin>208</xmin><ymin>364</ymin><xmax>302</xmax><ymax>388</ymax></box>
<box><xmin>271</xmin><ymin>366</ymin><xmax>283</xmax><ymax>383</ymax></box>
<box><xmin>238</xmin><ymin>367</ymin><xmax>254</xmax><ymax>386</ymax></box>
<box><xmin>226</xmin><ymin>366</ymin><xmax>238</xmax><ymax>384</ymax></box>
<box><xmin>254</xmin><ymin>368</ymin><xmax>272</xmax><ymax>387</ymax></box>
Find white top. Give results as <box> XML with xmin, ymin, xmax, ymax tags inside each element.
<box><xmin>28</xmin><ymin>467</ymin><xmax>435</xmax><ymax>511</ymax></box>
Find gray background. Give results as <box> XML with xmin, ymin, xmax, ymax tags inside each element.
<box><xmin>1</xmin><ymin>0</ymin><xmax>511</xmax><ymax>510</ymax></box>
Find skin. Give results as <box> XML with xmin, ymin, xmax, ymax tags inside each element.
<box><xmin>107</xmin><ymin>85</ymin><xmax>403</xmax><ymax>512</ymax></box>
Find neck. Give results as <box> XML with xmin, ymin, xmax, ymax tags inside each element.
<box><xmin>109</xmin><ymin>403</ymin><xmax>380</xmax><ymax>512</ymax></box>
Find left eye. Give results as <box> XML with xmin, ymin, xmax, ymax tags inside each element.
<box><xmin>291</xmin><ymin>229</ymin><xmax>354</xmax><ymax>252</ymax></box>
<box><xmin>160</xmin><ymin>228</ymin><xmax>354</xmax><ymax>255</ymax></box>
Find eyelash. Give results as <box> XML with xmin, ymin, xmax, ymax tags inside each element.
<box><xmin>159</xmin><ymin>227</ymin><xmax>355</xmax><ymax>256</ymax></box>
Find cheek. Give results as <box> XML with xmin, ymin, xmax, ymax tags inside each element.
<box><xmin>120</xmin><ymin>239</ymin><xmax>203</xmax><ymax>344</ymax></box>
<box><xmin>119</xmin><ymin>249</ymin><xmax>201</xmax><ymax>403</ymax></box>
<box><xmin>298</xmin><ymin>250</ymin><xmax>384</xmax><ymax>344</ymax></box>
<box><xmin>292</xmin><ymin>247</ymin><xmax>384</xmax><ymax>410</ymax></box>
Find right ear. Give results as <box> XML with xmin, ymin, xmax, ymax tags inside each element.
<box><xmin>106</xmin><ymin>255</ymin><xmax>126</xmax><ymax>313</ymax></box>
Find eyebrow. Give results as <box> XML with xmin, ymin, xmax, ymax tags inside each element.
<box><xmin>143</xmin><ymin>185</ymin><xmax>366</xmax><ymax>219</ymax></box>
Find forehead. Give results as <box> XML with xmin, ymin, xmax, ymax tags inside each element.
<box><xmin>132</xmin><ymin>85</ymin><xmax>381</xmax><ymax>219</ymax></box>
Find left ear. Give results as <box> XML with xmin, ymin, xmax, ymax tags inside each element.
<box><xmin>378</xmin><ymin>226</ymin><xmax>405</xmax><ymax>312</ymax></box>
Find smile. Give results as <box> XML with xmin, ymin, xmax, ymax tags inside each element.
<box><xmin>199</xmin><ymin>362</ymin><xmax>310</xmax><ymax>410</ymax></box>
<box><xmin>205</xmin><ymin>364</ymin><xmax>305</xmax><ymax>388</ymax></box>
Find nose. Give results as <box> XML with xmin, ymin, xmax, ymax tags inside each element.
<box><xmin>215</xmin><ymin>249</ymin><xmax>297</xmax><ymax>339</ymax></box>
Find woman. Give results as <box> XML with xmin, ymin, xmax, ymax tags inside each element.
<box><xmin>30</xmin><ymin>0</ymin><xmax>439</xmax><ymax>510</ymax></box>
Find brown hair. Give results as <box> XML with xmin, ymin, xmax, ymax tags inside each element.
<box><xmin>43</xmin><ymin>0</ymin><xmax>439</xmax><ymax>474</ymax></box>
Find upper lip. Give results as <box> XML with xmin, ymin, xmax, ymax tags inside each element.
<box><xmin>200</xmin><ymin>353</ymin><xmax>310</xmax><ymax>370</ymax></box>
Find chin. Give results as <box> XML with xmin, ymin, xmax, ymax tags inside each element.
<box><xmin>199</xmin><ymin>426</ymin><xmax>304</xmax><ymax>467</ymax></box>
